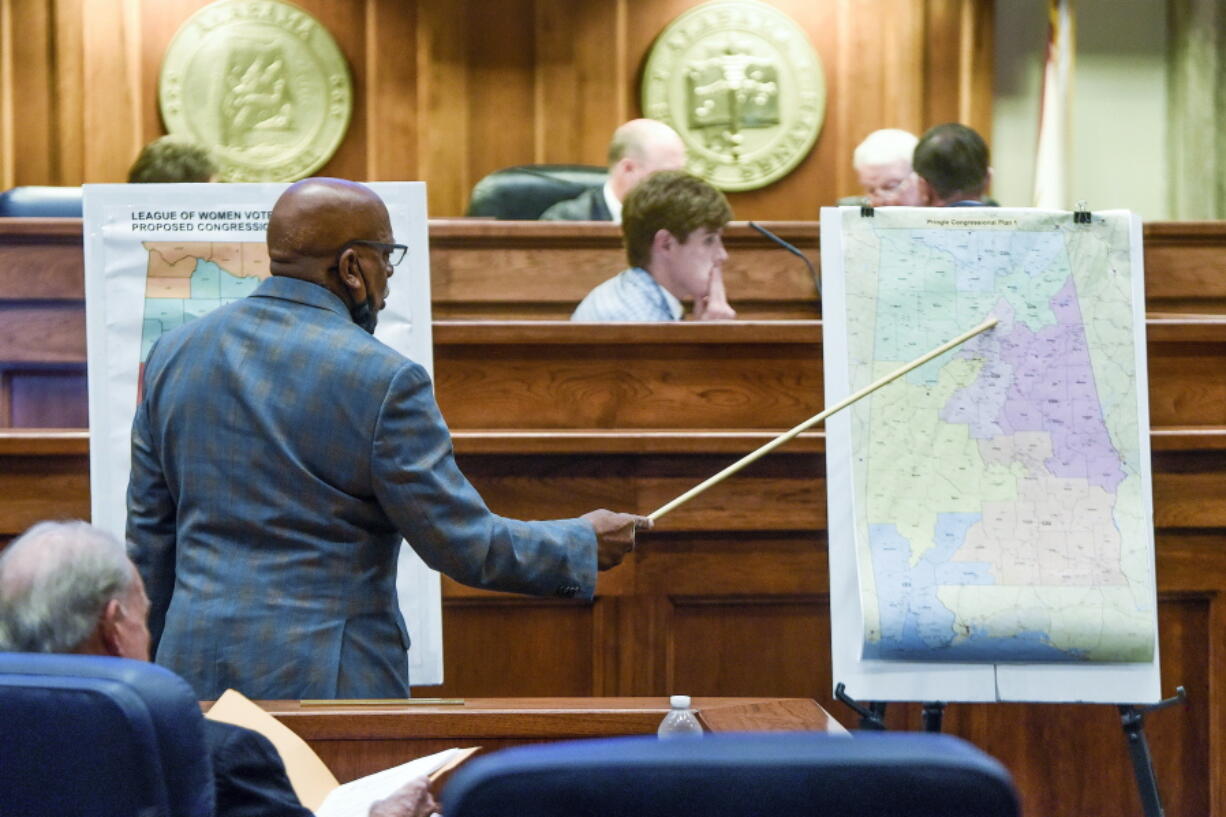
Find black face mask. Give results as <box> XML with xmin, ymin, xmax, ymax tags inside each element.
<box><xmin>349</xmin><ymin>296</ymin><xmax>378</xmax><ymax>334</ymax></box>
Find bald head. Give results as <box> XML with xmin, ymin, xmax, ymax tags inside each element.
<box><xmin>267</xmin><ymin>178</ymin><xmax>391</xmax><ymax>278</ymax></box>
<box><xmin>607</xmin><ymin>119</ymin><xmax>687</xmax><ymax>202</ymax></box>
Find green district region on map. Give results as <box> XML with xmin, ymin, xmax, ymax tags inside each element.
<box><xmin>838</xmin><ymin>209</ymin><xmax>1155</xmax><ymax>663</ymax></box>
<box><xmin>141</xmin><ymin>242</ymin><xmax>270</xmax><ymax>361</ymax></box>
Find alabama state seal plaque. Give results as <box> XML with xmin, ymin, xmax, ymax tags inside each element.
<box><xmin>641</xmin><ymin>0</ymin><xmax>826</xmax><ymax>192</ymax></box>
<box><xmin>158</xmin><ymin>0</ymin><xmax>353</xmax><ymax>182</ymax></box>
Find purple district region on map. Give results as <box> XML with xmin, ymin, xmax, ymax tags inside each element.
<box><xmin>941</xmin><ymin>278</ymin><xmax>1126</xmax><ymax>492</ymax></box>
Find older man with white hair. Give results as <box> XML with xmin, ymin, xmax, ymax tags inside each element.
<box><xmin>0</xmin><ymin>520</ymin><xmax>438</xmax><ymax>817</ymax></box>
<box><xmin>851</xmin><ymin>128</ymin><xmax>924</xmax><ymax>207</ymax></box>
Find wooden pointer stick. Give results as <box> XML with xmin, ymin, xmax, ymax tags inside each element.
<box><xmin>647</xmin><ymin>317</ymin><xmax>1000</xmax><ymax>522</ymax></box>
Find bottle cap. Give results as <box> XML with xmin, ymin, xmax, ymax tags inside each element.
<box><xmin>669</xmin><ymin>694</ymin><xmax>691</xmax><ymax>709</ymax></box>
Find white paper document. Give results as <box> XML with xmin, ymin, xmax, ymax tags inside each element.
<box><xmin>315</xmin><ymin>748</ymin><xmax>464</xmax><ymax>817</ymax></box>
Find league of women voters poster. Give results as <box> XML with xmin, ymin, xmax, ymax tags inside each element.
<box><xmin>82</xmin><ymin>182</ymin><xmax>443</xmax><ymax>686</ymax></box>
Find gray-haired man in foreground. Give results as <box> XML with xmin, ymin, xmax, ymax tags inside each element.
<box><xmin>0</xmin><ymin>520</ymin><xmax>437</xmax><ymax>817</ymax></box>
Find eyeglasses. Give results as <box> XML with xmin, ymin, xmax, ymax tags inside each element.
<box><xmin>865</xmin><ymin>175</ymin><xmax>914</xmax><ymax>197</ymax></box>
<box><xmin>338</xmin><ymin>239</ymin><xmax>408</xmax><ymax>268</ymax></box>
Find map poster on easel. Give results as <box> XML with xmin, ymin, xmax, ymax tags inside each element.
<box><xmin>820</xmin><ymin>206</ymin><xmax>1160</xmax><ymax>704</ymax></box>
<box><xmin>82</xmin><ymin>182</ymin><xmax>445</xmax><ymax>686</ymax></box>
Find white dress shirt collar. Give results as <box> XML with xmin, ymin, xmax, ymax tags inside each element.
<box><xmin>603</xmin><ymin>180</ymin><xmax>622</xmax><ymax>224</ymax></box>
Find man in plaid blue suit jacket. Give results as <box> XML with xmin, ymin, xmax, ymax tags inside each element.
<box><xmin>127</xmin><ymin>178</ymin><xmax>647</xmax><ymax>700</ymax></box>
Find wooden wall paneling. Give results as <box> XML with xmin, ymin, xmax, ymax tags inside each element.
<box><xmin>8</xmin><ymin>368</ymin><xmax>87</xmax><ymax>427</ymax></box>
<box><xmin>366</xmin><ymin>0</ymin><xmax>419</xmax><ymax>181</ymax></box>
<box><xmin>962</xmin><ymin>0</ymin><xmax>994</xmax><ymax>133</ymax></box>
<box><xmin>465</xmin><ymin>0</ymin><xmax>537</xmax><ymax>182</ymax></box>
<box><xmin>300</xmin><ymin>0</ymin><xmax>369</xmax><ymax>182</ymax></box>
<box><xmin>0</xmin><ymin>436</ymin><xmax>91</xmax><ymax>537</ymax></box>
<box><xmin>427</xmin><ymin>221</ymin><xmax>821</xmax><ymax>319</ymax></box>
<box><xmin>4</xmin><ymin>0</ymin><xmax>52</xmax><ymax>187</ymax></box>
<box><xmin>80</xmin><ymin>0</ymin><xmax>140</xmax><ymax>182</ymax></box>
<box><xmin>0</xmin><ymin>0</ymin><xmax>13</xmax><ymax>190</ymax></box>
<box><xmin>430</xmin><ymin>598</ymin><xmax>596</xmax><ymax>697</ymax></box>
<box><xmin>0</xmin><ymin>303</ymin><xmax>85</xmax><ymax>365</ymax></box>
<box><xmin>1155</xmin><ymin>530</ymin><xmax>1226</xmax><ymax>593</ymax></box>
<box><xmin>1146</xmin><ymin>323</ymin><xmax>1226</xmax><ymax>428</ymax></box>
<box><xmin>670</xmin><ymin>596</ymin><xmax>828</xmax><ymax>698</ymax></box>
<box><xmin>932</xmin><ymin>594</ymin><xmax>1211</xmax><ymax>817</ymax></box>
<box><xmin>14</xmin><ymin>219</ymin><xmax>1226</xmax><ymax>322</ymax></box>
<box><xmin>1211</xmin><ymin>587</ymin><xmax>1226</xmax><ymax>815</ymax></box>
<box><xmin>830</xmin><ymin>0</ymin><xmax>926</xmax><ymax>199</ymax></box>
<box><xmin>51</xmin><ymin>0</ymin><xmax>85</xmax><ymax>184</ymax></box>
<box><xmin>417</xmin><ymin>0</ymin><xmax>472</xmax><ymax>217</ymax></box>
<box><xmin>1146</xmin><ymin>223</ymin><xmax>1226</xmax><ymax>314</ymax></box>
<box><xmin>590</xmin><ymin>590</ymin><xmax>622</xmax><ymax>696</ymax></box>
<box><xmin>921</xmin><ymin>0</ymin><xmax>994</xmax><ymax>135</ymax></box>
<box><xmin>0</xmin><ymin>370</ymin><xmax>10</xmax><ymax>426</ymax></box>
<box><xmin>534</xmin><ymin>0</ymin><xmax>625</xmax><ymax>165</ymax></box>
<box><xmin>136</xmin><ymin>0</ymin><xmax>190</xmax><ymax>144</ymax></box>
<box><xmin>432</xmin><ymin>323</ymin><xmax>824</xmax><ymax>431</ymax></box>
<box><xmin>429</xmin><ymin>321</ymin><xmax>1226</xmax><ymax>432</ymax></box>
<box><xmin>1148</xmin><ymin>593</ymin><xmax>1214</xmax><ymax>817</ymax></box>
<box><xmin>0</xmin><ymin>1</ymin><xmax>998</xmax><ymax>216</ymax></box>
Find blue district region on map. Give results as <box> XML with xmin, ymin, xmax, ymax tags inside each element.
<box><xmin>141</xmin><ymin>259</ymin><xmax>261</xmax><ymax>361</ymax></box>
<box><xmin>864</xmin><ymin>516</ymin><xmax>1088</xmax><ymax>662</ymax></box>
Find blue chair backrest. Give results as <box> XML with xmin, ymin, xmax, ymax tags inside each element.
<box><xmin>445</xmin><ymin>731</ymin><xmax>1019</xmax><ymax>817</ymax></box>
<box><xmin>0</xmin><ymin>652</ymin><xmax>215</xmax><ymax>817</ymax></box>
<box><xmin>0</xmin><ymin>186</ymin><xmax>84</xmax><ymax>217</ymax></box>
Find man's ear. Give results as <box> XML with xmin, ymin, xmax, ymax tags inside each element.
<box><xmin>652</xmin><ymin>228</ymin><xmax>674</xmax><ymax>254</ymax></box>
<box><xmin>915</xmin><ymin>176</ymin><xmax>934</xmax><ymax>206</ymax></box>
<box><xmin>97</xmin><ymin>599</ymin><xmax>125</xmax><ymax>658</ymax></box>
<box><xmin>337</xmin><ymin>247</ymin><xmax>368</xmax><ymax>303</ymax></box>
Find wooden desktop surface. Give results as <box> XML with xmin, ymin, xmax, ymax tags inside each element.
<box><xmin>225</xmin><ymin>697</ymin><xmax>842</xmax><ymax>782</ymax></box>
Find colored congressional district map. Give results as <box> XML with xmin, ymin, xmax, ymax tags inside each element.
<box><xmin>841</xmin><ymin>209</ymin><xmax>1154</xmax><ymax>662</ymax></box>
<box><xmin>141</xmin><ymin>242</ymin><xmax>269</xmax><ymax>361</ymax></box>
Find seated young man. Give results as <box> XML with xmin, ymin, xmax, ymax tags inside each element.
<box><xmin>571</xmin><ymin>170</ymin><xmax>735</xmax><ymax>321</ymax></box>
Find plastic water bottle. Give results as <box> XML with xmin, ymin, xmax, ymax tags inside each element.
<box><xmin>657</xmin><ymin>694</ymin><xmax>703</xmax><ymax>739</ymax></box>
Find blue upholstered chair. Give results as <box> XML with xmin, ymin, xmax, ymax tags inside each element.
<box><xmin>465</xmin><ymin>164</ymin><xmax>607</xmax><ymax>219</ymax></box>
<box><xmin>0</xmin><ymin>185</ymin><xmax>84</xmax><ymax>217</ymax></box>
<box><xmin>0</xmin><ymin>652</ymin><xmax>215</xmax><ymax>817</ymax></box>
<box><xmin>444</xmin><ymin>731</ymin><xmax>1019</xmax><ymax>817</ymax></box>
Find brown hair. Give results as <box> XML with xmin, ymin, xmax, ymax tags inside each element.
<box><xmin>622</xmin><ymin>170</ymin><xmax>731</xmax><ymax>269</ymax></box>
<box><xmin>913</xmin><ymin>123</ymin><xmax>989</xmax><ymax>200</ymax></box>
<box><xmin>127</xmin><ymin>136</ymin><xmax>217</xmax><ymax>183</ymax></box>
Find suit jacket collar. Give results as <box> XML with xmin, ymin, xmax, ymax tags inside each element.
<box><xmin>252</xmin><ymin>275</ymin><xmax>351</xmax><ymax>319</ymax></box>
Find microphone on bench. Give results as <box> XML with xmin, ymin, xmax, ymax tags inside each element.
<box><xmin>748</xmin><ymin>221</ymin><xmax>820</xmax><ymax>297</ymax></box>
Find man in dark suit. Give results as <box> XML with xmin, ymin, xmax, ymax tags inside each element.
<box><xmin>127</xmin><ymin>177</ymin><xmax>648</xmax><ymax>701</ymax></box>
<box><xmin>912</xmin><ymin>123</ymin><xmax>994</xmax><ymax>207</ymax></box>
<box><xmin>0</xmin><ymin>520</ymin><xmax>439</xmax><ymax>817</ymax></box>
<box><xmin>540</xmin><ymin>119</ymin><xmax>686</xmax><ymax>222</ymax></box>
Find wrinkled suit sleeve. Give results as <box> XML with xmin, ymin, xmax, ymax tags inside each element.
<box><xmin>204</xmin><ymin>721</ymin><xmax>313</xmax><ymax>817</ymax></box>
<box><xmin>127</xmin><ymin>385</ymin><xmax>177</xmax><ymax>648</ymax></box>
<box><xmin>371</xmin><ymin>362</ymin><xmax>597</xmax><ymax>599</ymax></box>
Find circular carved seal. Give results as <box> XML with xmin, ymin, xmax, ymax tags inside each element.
<box><xmin>641</xmin><ymin>0</ymin><xmax>826</xmax><ymax>192</ymax></box>
<box><xmin>159</xmin><ymin>0</ymin><xmax>352</xmax><ymax>182</ymax></box>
